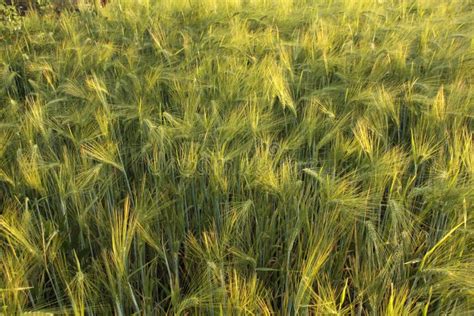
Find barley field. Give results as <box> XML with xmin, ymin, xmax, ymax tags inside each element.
<box><xmin>0</xmin><ymin>0</ymin><xmax>473</xmax><ymax>314</ymax></box>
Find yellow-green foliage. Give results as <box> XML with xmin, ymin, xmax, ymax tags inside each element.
<box><xmin>0</xmin><ymin>0</ymin><xmax>473</xmax><ymax>314</ymax></box>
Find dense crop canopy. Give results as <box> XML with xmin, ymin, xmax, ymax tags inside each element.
<box><xmin>0</xmin><ymin>0</ymin><xmax>473</xmax><ymax>314</ymax></box>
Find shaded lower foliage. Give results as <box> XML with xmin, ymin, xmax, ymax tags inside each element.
<box><xmin>3</xmin><ymin>0</ymin><xmax>108</xmax><ymax>15</ymax></box>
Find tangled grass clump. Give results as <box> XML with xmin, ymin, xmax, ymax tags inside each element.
<box><xmin>0</xmin><ymin>0</ymin><xmax>473</xmax><ymax>314</ymax></box>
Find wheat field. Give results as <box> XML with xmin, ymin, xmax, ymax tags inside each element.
<box><xmin>0</xmin><ymin>0</ymin><xmax>473</xmax><ymax>314</ymax></box>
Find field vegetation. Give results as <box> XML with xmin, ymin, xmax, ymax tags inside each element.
<box><xmin>0</xmin><ymin>0</ymin><xmax>473</xmax><ymax>314</ymax></box>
